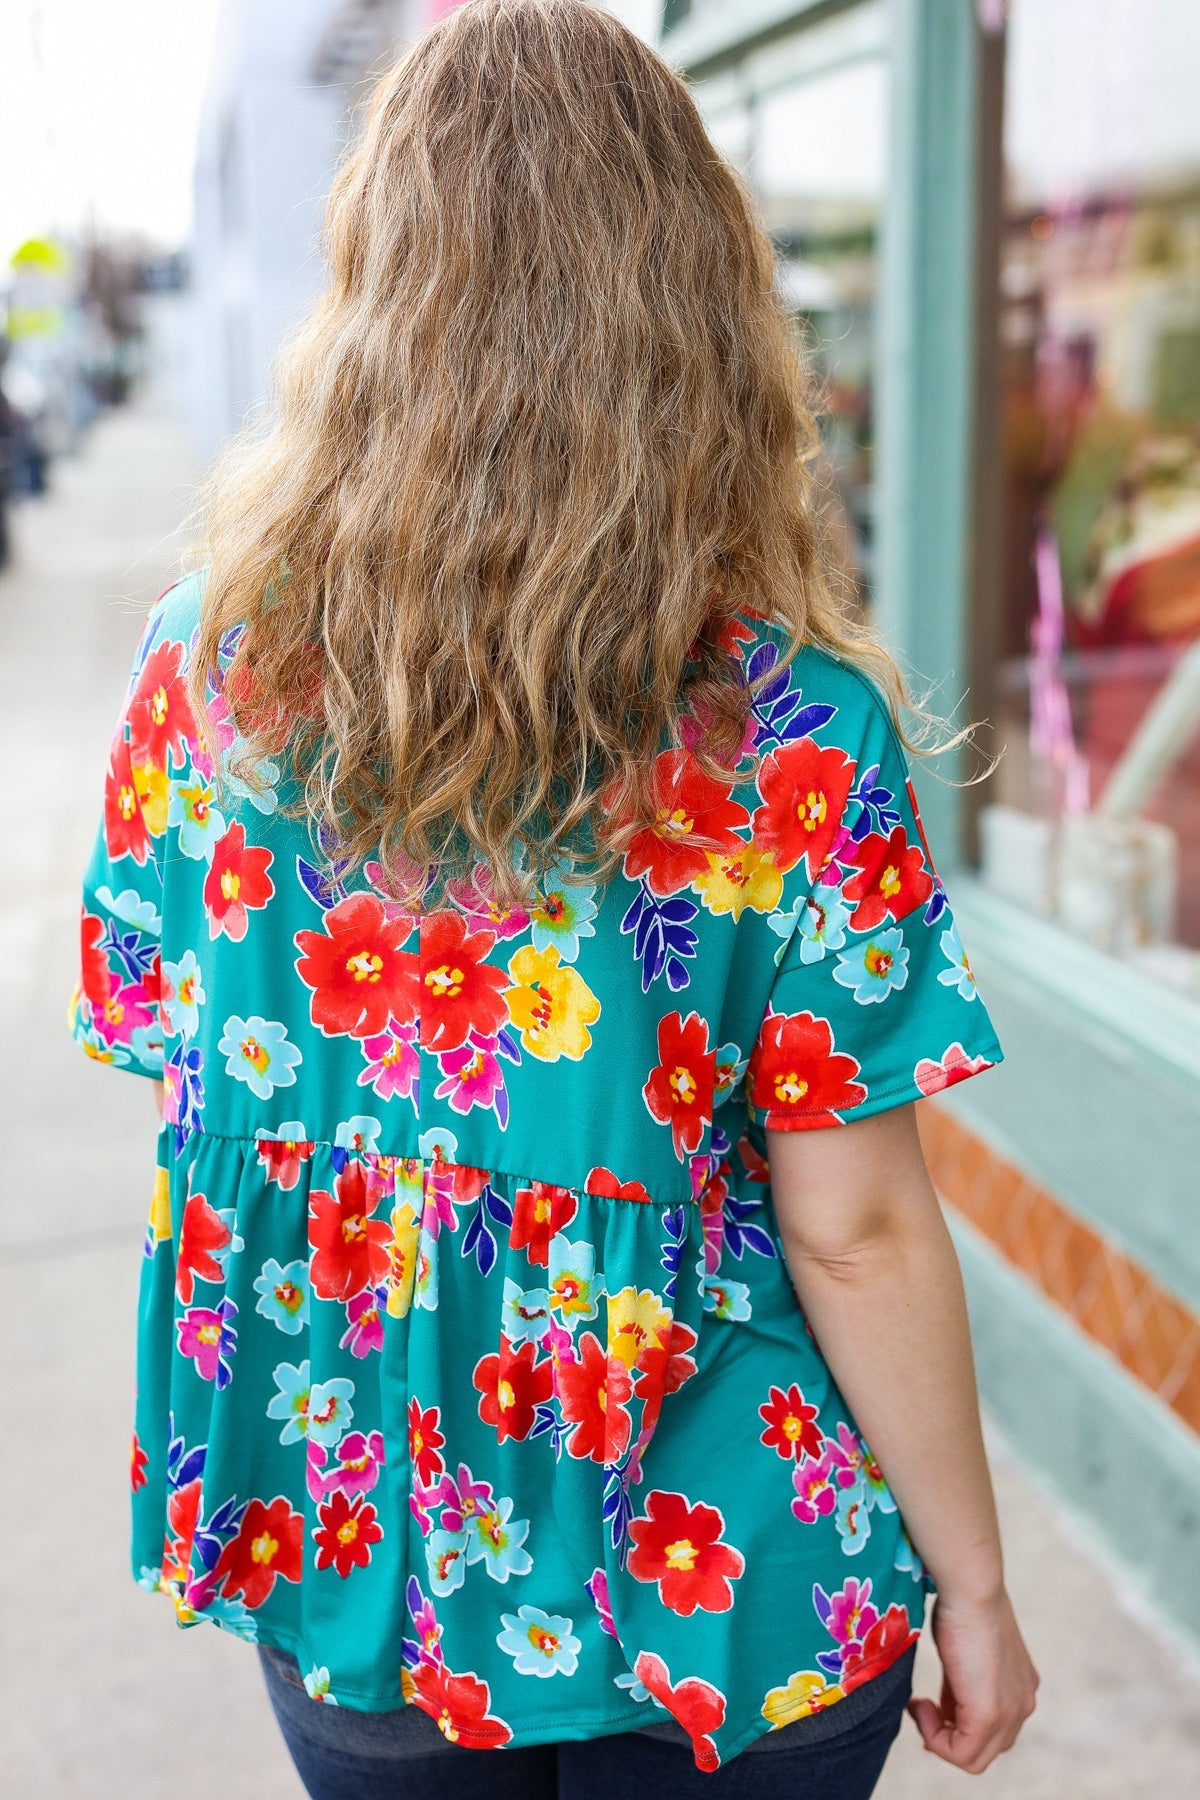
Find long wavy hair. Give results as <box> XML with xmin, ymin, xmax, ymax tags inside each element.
<box><xmin>189</xmin><ymin>0</ymin><xmax>911</xmax><ymax>904</ymax></box>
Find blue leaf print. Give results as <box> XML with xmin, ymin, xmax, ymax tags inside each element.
<box><xmin>296</xmin><ymin>854</ymin><xmax>347</xmax><ymax>911</ymax></box>
<box><xmin>659</xmin><ymin>1205</ymin><xmax>688</xmax><ymax>1301</ymax></box>
<box><xmin>848</xmin><ymin>763</ymin><xmax>902</xmax><ymax>841</ymax></box>
<box><xmin>603</xmin><ymin>1464</ymin><xmax>637</xmax><ymax>1568</ymax></box>
<box><xmin>461</xmin><ymin>1195</ymin><xmax>497</xmax><ymax>1277</ymax></box>
<box><xmin>103</xmin><ymin>920</ymin><xmax>158</xmax><ymax>986</ymax></box>
<box><xmin>621</xmin><ymin>879</ymin><xmax>699</xmax><ymax>993</ymax></box>
<box><xmin>722</xmin><ymin>1194</ymin><xmax>778</xmax><ymax>1262</ymax></box>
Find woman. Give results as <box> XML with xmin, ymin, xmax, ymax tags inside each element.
<box><xmin>72</xmin><ymin>2</ymin><xmax>1037</xmax><ymax>1793</ymax></box>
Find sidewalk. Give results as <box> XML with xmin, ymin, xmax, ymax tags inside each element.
<box><xmin>1</xmin><ymin>397</ymin><xmax>1196</xmax><ymax>1797</ymax></box>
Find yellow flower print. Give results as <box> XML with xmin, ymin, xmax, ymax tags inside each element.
<box><xmin>387</xmin><ymin>1200</ymin><xmax>420</xmax><ymax>1318</ymax></box>
<box><xmin>607</xmin><ymin>1285</ymin><xmax>671</xmax><ymax>1370</ymax></box>
<box><xmin>132</xmin><ymin>760</ymin><xmax>170</xmax><ymax>836</ymax></box>
<box><xmin>761</xmin><ymin>1670</ymin><xmax>845</xmax><ymax>1728</ymax></box>
<box><xmin>504</xmin><ymin>944</ymin><xmax>601</xmax><ymax>1062</ymax></box>
<box><xmin>692</xmin><ymin>846</ymin><xmax>782</xmax><ymax>921</ymax></box>
<box><xmin>147</xmin><ymin>1165</ymin><xmax>172</xmax><ymax>1247</ymax></box>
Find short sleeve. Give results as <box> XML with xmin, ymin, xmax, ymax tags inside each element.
<box><xmin>69</xmin><ymin>607</ymin><xmax>173</xmax><ymax>1079</ymax></box>
<box><xmin>744</xmin><ymin>675</ymin><xmax>1003</xmax><ymax>1132</ymax></box>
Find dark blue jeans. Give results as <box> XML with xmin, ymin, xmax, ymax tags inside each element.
<box><xmin>259</xmin><ymin>1642</ymin><xmax>914</xmax><ymax>1798</ymax></box>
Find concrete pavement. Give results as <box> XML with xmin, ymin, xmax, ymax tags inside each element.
<box><xmin>1</xmin><ymin>395</ymin><xmax>1196</xmax><ymax>1797</ymax></box>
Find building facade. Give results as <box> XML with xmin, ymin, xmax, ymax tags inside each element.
<box><xmin>662</xmin><ymin>0</ymin><xmax>1200</xmax><ymax>1642</ymax></box>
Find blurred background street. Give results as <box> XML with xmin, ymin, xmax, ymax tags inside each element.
<box><xmin>2</xmin><ymin>0</ymin><xmax>1200</xmax><ymax>1794</ymax></box>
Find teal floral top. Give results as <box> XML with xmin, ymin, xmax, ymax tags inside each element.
<box><xmin>72</xmin><ymin>573</ymin><xmax>1002</xmax><ymax>1769</ymax></box>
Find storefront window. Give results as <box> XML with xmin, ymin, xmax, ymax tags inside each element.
<box><xmin>690</xmin><ymin>3</ymin><xmax>886</xmax><ymax>600</ymax></box>
<box><xmin>982</xmin><ymin>0</ymin><xmax>1200</xmax><ymax>997</ymax></box>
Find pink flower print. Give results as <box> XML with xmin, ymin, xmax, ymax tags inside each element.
<box><xmin>445</xmin><ymin>862</ymin><xmax>530</xmax><ymax>940</ymax></box>
<box><xmin>826</xmin><ymin>1576</ymin><xmax>879</xmax><ymax>1648</ymax></box>
<box><xmin>358</xmin><ymin>1021</ymin><xmax>419</xmax><ymax>1103</ymax></box>
<box><xmin>543</xmin><ymin>1320</ymin><xmax>577</xmax><ymax>1366</ymax></box>
<box><xmin>792</xmin><ymin>1448</ymin><xmax>840</xmax><ymax>1525</ymax></box>
<box><xmin>428</xmin><ymin>1463</ymin><xmax>495</xmax><ymax>1535</ymax></box>
<box><xmin>585</xmin><ymin>1567</ymin><xmax>619</xmax><ymax>1640</ymax></box>
<box><xmin>306</xmin><ymin>1442</ymin><xmax>330</xmax><ymax>1503</ymax></box>
<box><xmin>256</xmin><ymin>1128</ymin><xmax>315</xmax><ymax>1190</ymax></box>
<box><xmin>434</xmin><ymin>1032</ymin><xmax>506</xmax><ymax>1117</ymax></box>
<box><xmin>175</xmin><ymin>1297</ymin><xmax>238</xmax><ymax>1388</ymax></box>
<box><xmin>323</xmin><ymin>1429</ymin><xmax>386</xmax><ymax>1499</ymax></box>
<box><xmin>364</xmin><ymin>859</ymin><xmax>422</xmax><ymax>930</ymax></box>
<box><xmin>340</xmin><ymin>1286</ymin><xmax>387</xmax><ymax>1358</ymax></box>
<box><xmin>409</xmin><ymin>1591</ymin><xmax>444</xmax><ymax>1665</ymax></box>
<box><xmin>409</xmin><ymin>1485</ymin><xmax>434</xmax><ymax>1536</ymax></box>
<box><xmin>95</xmin><ymin>979</ymin><xmax>156</xmax><ymax>1046</ymax></box>
<box><xmin>420</xmin><ymin>1165</ymin><xmax>459</xmax><ymax>1240</ymax></box>
<box><xmin>830</xmin><ymin>1422</ymin><xmax>867</xmax><ymax>1490</ymax></box>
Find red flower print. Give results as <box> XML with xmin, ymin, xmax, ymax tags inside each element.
<box><xmin>632</xmin><ymin>1651</ymin><xmax>726</xmax><ymax>1772</ymax></box>
<box><xmin>620</xmin><ymin>750</ymin><xmax>750</xmax><ymax>898</ymax></box>
<box><xmin>256</xmin><ymin>1133</ymin><xmax>316</xmax><ymax>1188</ymax></box>
<box><xmin>627</xmin><ymin>1490</ymin><xmax>745</xmax><ymax>1616</ymax></box>
<box><xmin>213</xmin><ymin>1495</ymin><xmax>305</xmax><ymax>1609</ymax></box>
<box><xmin>747</xmin><ymin>1009</ymin><xmax>866</xmax><ymax>1128</ymax></box>
<box><xmin>419</xmin><ymin>909</ymin><xmax>508</xmax><ymax>1054</ymax></box>
<box><xmin>309</xmin><ymin>1161</ymin><xmax>392</xmax><ymax>1302</ymax></box>
<box><xmin>295</xmin><ymin>893</ymin><xmax>419</xmax><ymax>1039</ymax></box>
<box><xmin>163</xmin><ymin>1477</ymin><xmax>202</xmax><ymax>1583</ymax></box>
<box><xmin>202</xmin><ymin>822</ymin><xmax>275</xmax><ymax>942</ymax></box>
<box><xmin>642</xmin><ymin>1011</ymin><xmax>715</xmax><ymax>1161</ymax></box>
<box><xmin>472</xmin><ymin>1336</ymin><xmax>554</xmax><ymax>1443</ymax></box>
<box><xmin>586</xmin><ymin>1167</ymin><xmax>653</xmax><ymax>1204</ymax></box>
<box><xmin>409</xmin><ymin>1660</ymin><xmax>512</xmax><ymax>1748</ymax></box>
<box><xmin>127</xmin><ymin>638</ymin><xmax>198</xmax><ymax>771</ymax></box>
<box><xmin>175</xmin><ymin>1189</ymin><xmax>231</xmax><ymax>1304</ymax></box>
<box><xmin>312</xmin><ymin>1490</ymin><xmax>383</xmax><ymax>1578</ymax></box>
<box><xmin>408</xmin><ymin>1398</ymin><xmax>446</xmax><ymax>1487</ymax></box>
<box><xmin>633</xmin><ymin>1320</ymin><xmax>700</xmax><ymax>1435</ymax></box>
<box><xmin>914</xmin><ymin>1043</ymin><xmax>994</xmax><ymax>1097</ymax></box>
<box><xmin>508</xmin><ymin>1181</ymin><xmax>578</xmax><ymax>1266</ymax></box>
<box><xmin>130</xmin><ymin>1430</ymin><xmax>148</xmax><ymax>1493</ymax></box>
<box><xmin>554</xmin><ymin>1331</ymin><xmax>633</xmax><ymax>1464</ymax></box>
<box><xmin>103</xmin><ymin>731</ymin><xmax>150</xmax><ymax>865</ymax></box>
<box><xmin>759</xmin><ymin>1383</ymin><xmax>824</xmax><ymax>1462</ymax></box>
<box><xmin>80</xmin><ymin>911</ymin><xmax>112</xmax><ymax>1012</ymax></box>
<box><xmin>841</xmin><ymin>1604</ymin><xmax>920</xmax><ymax>1694</ymax></box>
<box><xmin>751</xmin><ymin>738</ymin><xmax>856</xmax><ymax>877</ymax></box>
<box><xmin>841</xmin><ymin>825</ymin><xmax>933</xmax><ymax>933</ymax></box>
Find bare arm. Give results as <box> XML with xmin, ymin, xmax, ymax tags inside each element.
<box><xmin>153</xmin><ymin>1080</ymin><xmax>164</xmax><ymax>1118</ymax></box>
<box><xmin>768</xmin><ymin>1104</ymin><xmax>1038</xmax><ymax>1774</ymax></box>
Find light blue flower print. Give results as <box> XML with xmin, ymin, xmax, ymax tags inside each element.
<box><xmin>191</xmin><ymin>1590</ymin><xmax>258</xmax><ymax>1640</ymax></box>
<box><xmin>894</xmin><ymin>1528</ymin><xmax>926</xmax><ymax>1581</ymax></box>
<box><xmin>224</xmin><ymin>740</ymin><xmax>280</xmax><ymax>814</ymax></box>
<box><xmin>306</xmin><ymin>1377</ymin><xmax>355</xmax><ymax>1448</ymax></box>
<box><xmin>253</xmin><ymin>1258</ymin><xmax>310</xmax><ymax>1335</ymax></box>
<box><xmin>426</xmin><ymin>1528</ymin><xmax>469</xmax><ymax>1596</ymax></box>
<box><xmin>832</xmin><ymin>928</ymin><xmax>909</xmax><ymax>1005</ymax></box>
<box><xmin>167</xmin><ymin>774</ymin><xmax>226</xmax><ymax>861</ymax></box>
<box><xmin>530</xmin><ymin>862</ymin><xmax>598</xmax><ymax>964</ymax></box>
<box><xmin>128</xmin><ymin>1022</ymin><xmax>165</xmax><ymax>1067</ymax></box>
<box><xmin>797</xmin><ymin>889</ymin><xmax>852</xmax><ymax>964</ymax></box>
<box><xmin>467</xmin><ymin>1496</ymin><xmax>533</xmax><ymax>1583</ymax></box>
<box><xmin>937</xmin><ymin>920</ymin><xmax>978</xmax><ymax>1000</ymax></box>
<box><xmin>95</xmin><ymin>884</ymin><xmax>162</xmax><ymax>935</ymax></box>
<box><xmin>218</xmin><ymin>1014</ymin><xmax>301</xmax><ymax>1099</ymax></box>
<box><xmin>303</xmin><ymin>1667</ymin><xmax>338</xmax><ymax>1704</ymax></box>
<box><xmin>161</xmin><ymin>949</ymin><xmax>205</xmax><ymax>1037</ymax></box>
<box><xmin>414</xmin><ymin>1227</ymin><xmax>439</xmax><ymax>1312</ymax></box>
<box><xmin>74</xmin><ymin>1023</ymin><xmax>131</xmax><ymax>1067</ymax></box>
<box><xmin>502</xmin><ymin>1278</ymin><xmax>552</xmax><ymax>1346</ymax></box>
<box><xmin>497</xmin><ymin>1606</ymin><xmax>581</xmax><ymax>1678</ymax></box>
<box><xmin>614</xmin><ymin>1670</ymin><xmax>654</xmax><ymax>1704</ymax></box>
<box><xmin>418</xmin><ymin>1125</ymin><xmax>459</xmax><ymax>1163</ymax></box>
<box><xmin>548</xmin><ymin>1235</ymin><xmax>601</xmax><ymax>1328</ymax></box>
<box><xmin>700</xmin><ymin>1269</ymin><xmax>752</xmax><ymax>1322</ymax></box>
<box><xmin>266</xmin><ymin>1360</ymin><xmax>311</xmax><ymax>1444</ymax></box>
<box><xmin>213</xmin><ymin>1205</ymin><xmax>243</xmax><ymax>1272</ymax></box>
<box><xmin>335</xmin><ymin>1115</ymin><xmax>381</xmax><ymax>1155</ymax></box>
<box><xmin>714</xmin><ymin>1040</ymin><xmax>748</xmax><ymax>1102</ymax></box>
<box><xmin>835</xmin><ymin>1481</ymin><xmax>871</xmax><ymax>1556</ymax></box>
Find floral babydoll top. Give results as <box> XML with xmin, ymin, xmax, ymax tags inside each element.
<box><xmin>72</xmin><ymin>573</ymin><xmax>1002</xmax><ymax>1769</ymax></box>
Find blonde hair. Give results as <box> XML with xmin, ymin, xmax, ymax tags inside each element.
<box><xmin>190</xmin><ymin>0</ymin><xmax>910</xmax><ymax>904</ymax></box>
